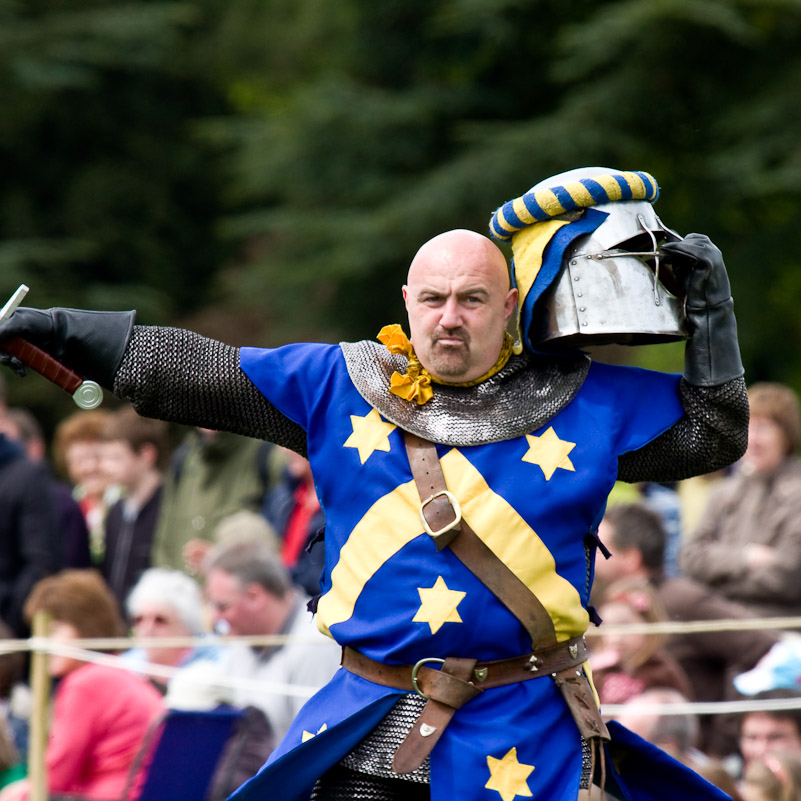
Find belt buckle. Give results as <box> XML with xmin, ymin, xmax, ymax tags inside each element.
<box><xmin>411</xmin><ymin>657</ymin><xmax>445</xmax><ymax>699</ymax></box>
<box><xmin>419</xmin><ymin>490</ymin><xmax>462</xmax><ymax>539</ymax></box>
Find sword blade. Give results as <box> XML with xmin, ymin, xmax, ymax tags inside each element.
<box><xmin>0</xmin><ymin>284</ymin><xmax>30</xmax><ymax>322</ymax></box>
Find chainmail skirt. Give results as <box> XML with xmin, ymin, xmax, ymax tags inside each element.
<box><xmin>309</xmin><ymin>694</ymin><xmax>594</xmax><ymax>799</ymax></box>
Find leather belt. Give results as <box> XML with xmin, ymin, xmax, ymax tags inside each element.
<box><xmin>342</xmin><ymin>636</ymin><xmax>589</xmax><ymax>693</ymax></box>
<box><xmin>341</xmin><ymin>636</ymin><xmax>593</xmax><ymax>774</ymax></box>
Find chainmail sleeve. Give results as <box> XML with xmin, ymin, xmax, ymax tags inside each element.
<box><xmin>617</xmin><ymin>376</ymin><xmax>748</xmax><ymax>484</ymax></box>
<box><xmin>113</xmin><ymin>325</ymin><xmax>308</xmax><ymax>456</ymax></box>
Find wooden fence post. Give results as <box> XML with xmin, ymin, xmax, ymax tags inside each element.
<box><xmin>28</xmin><ymin>610</ymin><xmax>51</xmax><ymax>801</ymax></box>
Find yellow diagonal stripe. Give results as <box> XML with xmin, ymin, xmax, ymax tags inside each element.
<box><xmin>316</xmin><ymin>449</ymin><xmax>588</xmax><ymax>642</ymax></box>
<box><xmin>533</xmin><ymin>189</ymin><xmax>566</xmax><ymax>218</ymax></box>
<box><xmin>440</xmin><ymin>449</ymin><xmax>587</xmax><ymax>641</ymax></box>
<box><xmin>316</xmin><ymin>478</ymin><xmax>421</xmax><ymax>637</ymax></box>
<box><xmin>622</xmin><ymin>171</ymin><xmax>647</xmax><ymax>198</ymax></box>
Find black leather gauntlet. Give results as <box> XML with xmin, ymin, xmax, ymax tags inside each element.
<box><xmin>0</xmin><ymin>307</ymin><xmax>136</xmax><ymax>389</ymax></box>
<box><xmin>662</xmin><ymin>234</ymin><xmax>744</xmax><ymax>387</ymax></box>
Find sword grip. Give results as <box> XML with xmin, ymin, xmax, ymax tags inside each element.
<box><xmin>2</xmin><ymin>336</ymin><xmax>84</xmax><ymax>394</ymax></box>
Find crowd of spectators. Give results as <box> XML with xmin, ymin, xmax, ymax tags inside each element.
<box><xmin>1</xmin><ymin>373</ymin><xmax>801</xmax><ymax>800</ymax></box>
<box><xmin>0</xmin><ymin>373</ymin><xmax>337</xmax><ymax>800</ymax></box>
<box><xmin>590</xmin><ymin>380</ymin><xmax>801</xmax><ymax>798</ymax></box>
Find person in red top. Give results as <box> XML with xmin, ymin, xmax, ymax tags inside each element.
<box><xmin>0</xmin><ymin>570</ymin><xmax>163</xmax><ymax>801</ymax></box>
<box><xmin>262</xmin><ymin>447</ymin><xmax>325</xmax><ymax>597</ymax></box>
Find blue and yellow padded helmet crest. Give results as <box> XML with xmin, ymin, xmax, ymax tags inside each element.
<box><xmin>489</xmin><ymin>167</ymin><xmax>688</xmax><ymax>352</ymax></box>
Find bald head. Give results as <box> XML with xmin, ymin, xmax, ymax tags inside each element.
<box><xmin>403</xmin><ymin>229</ymin><xmax>517</xmax><ymax>382</ymax></box>
<box><xmin>407</xmin><ymin>230</ymin><xmax>510</xmax><ymax>289</ymax></box>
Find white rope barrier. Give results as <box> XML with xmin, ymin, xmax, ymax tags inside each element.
<box><xmin>602</xmin><ymin>696</ymin><xmax>801</xmax><ymax>718</ymax></box>
<box><xmin>4</xmin><ymin>616</ymin><xmax>799</xmax><ymax>714</ymax></box>
<box><xmin>0</xmin><ymin>610</ymin><xmax>793</xmax><ymax>655</ymax></box>
<box><xmin>583</xmin><ymin>615</ymin><xmax>801</xmax><ymax>637</ymax></box>
<box><xmin>38</xmin><ymin>640</ymin><xmax>322</xmax><ymax>700</ymax></box>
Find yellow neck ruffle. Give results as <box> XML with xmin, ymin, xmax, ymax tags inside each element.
<box><xmin>377</xmin><ymin>324</ymin><xmax>514</xmax><ymax>405</ymax></box>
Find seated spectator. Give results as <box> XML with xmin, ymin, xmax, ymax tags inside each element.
<box><xmin>203</xmin><ymin>539</ymin><xmax>340</xmax><ymax>743</ymax></box>
<box><xmin>121</xmin><ymin>567</ymin><xmax>221</xmax><ymax>694</ymax></box>
<box><xmin>53</xmin><ymin>410</ymin><xmax>120</xmax><ymax>563</ymax></box>
<box><xmin>636</xmin><ymin>481</ymin><xmax>683</xmax><ymax>578</ymax></box>
<box><xmin>613</xmin><ymin>687</ymin><xmax>702</xmax><ymax>761</ymax></box>
<box><xmin>263</xmin><ymin>448</ymin><xmax>325</xmax><ymax>596</ymax></box>
<box><xmin>0</xmin><ymin>437</ymin><xmax>60</xmax><ymax>638</ymax></box>
<box><xmin>0</xmin><ymin>723</ymin><xmax>22</xmax><ymax>793</ymax></box>
<box><xmin>613</xmin><ymin>687</ymin><xmax>741</xmax><ymax>799</ymax></box>
<box><xmin>591</xmin><ymin>578</ymin><xmax>693</xmax><ymax>705</ymax></box>
<box><xmin>738</xmin><ymin>690</ymin><xmax>801</xmax><ymax>775</ymax></box>
<box><xmin>100</xmin><ymin>407</ymin><xmax>169</xmax><ymax>610</ymax></box>
<box><xmin>741</xmin><ymin>751</ymin><xmax>801</xmax><ymax>801</ymax></box>
<box><xmin>681</xmin><ymin>382</ymin><xmax>801</xmax><ymax>619</ymax></box>
<box><xmin>596</xmin><ymin>502</ymin><xmax>780</xmax><ymax>757</ymax></box>
<box><xmin>0</xmin><ymin>570</ymin><xmax>163</xmax><ymax>801</ymax></box>
<box><xmin>735</xmin><ymin>638</ymin><xmax>801</xmax><ymax>698</ymax></box>
<box><xmin>0</xmin><ymin>621</ymin><xmax>27</xmax><ymax>766</ymax></box>
<box><xmin>262</xmin><ymin>448</ymin><xmax>325</xmax><ymax>597</ymax></box>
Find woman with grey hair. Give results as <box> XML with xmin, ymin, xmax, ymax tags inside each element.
<box><xmin>121</xmin><ymin>567</ymin><xmax>222</xmax><ymax>695</ymax></box>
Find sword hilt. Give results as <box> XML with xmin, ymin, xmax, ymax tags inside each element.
<box><xmin>1</xmin><ymin>336</ymin><xmax>103</xmax><ymax>409</ymax></box>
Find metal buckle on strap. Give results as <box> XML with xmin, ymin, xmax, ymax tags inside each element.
<box><xmin>411</xmin><ymin>657</ymin><xmax>445</xmax><ymax>699</ymax></box>
<box><xmin>419</xmin><ymin>490</ymin><xmax>462</xmax><ymax>538</ymax></box>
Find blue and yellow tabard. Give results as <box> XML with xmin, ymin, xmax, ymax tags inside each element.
<box><xmin>229</xmin><ymin>342</ymin><xmax>699</xmax><ymax>801</ymax></box>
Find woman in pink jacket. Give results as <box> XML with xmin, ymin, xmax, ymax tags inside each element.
<box><xmin>0</xmin><ymin>570</ymin><xmax>163</xmax><ymax>801</ymax></box>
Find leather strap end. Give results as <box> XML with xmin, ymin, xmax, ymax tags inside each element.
<box><xmin>392</xmin><ymin>698</ymin><xmax>451</xmax><ymax>774</ymax></box>
<box><xmin>392</xmin><ymin>657</ymin><xmax>479</xmax><ymax>774</ymax></box>
<box><xmin>553</xmin><ymin>667</ymin><xmax>610</xmax><ymax>742</ymax></box>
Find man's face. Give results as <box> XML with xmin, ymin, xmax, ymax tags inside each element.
<box><xmin>205</xmin><ymin>568</ymin><xmax>257</xmax><ymax>636</ymax></box>
<box><xmin>403</xmin><ymin>230</ymin><xmax>517</xmax><ymax>383</ymax></box>
<box><xmin>740</xmin><ymin>712</ymin><xmax>801</xmax><ymax>767</ymax></box>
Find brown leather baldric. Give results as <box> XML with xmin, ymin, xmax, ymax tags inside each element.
<box><xmin>377</xmin><ymin>430</ymin><xmax>610</xmax><ymax>774</ymax></box>
<box><xmin>405</xmin><ymin>430</ymin><xmax>558</xmax><ymax>650</ymax></box>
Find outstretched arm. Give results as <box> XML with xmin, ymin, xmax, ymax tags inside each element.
<box><xmin>0</xmin><ymin>309</ymin><xmax>308</xmax><ymax>455</ymax></box>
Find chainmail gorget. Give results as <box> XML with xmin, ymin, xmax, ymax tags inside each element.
<box><xmin>341</xmin><ymin>340</ymin><xmax>590</xmax><ymax>446</ymax></box>
<box><xmin>115</xmin><ymin>327</ymin><xmax>747</xmax><ymax>480</ymax></box>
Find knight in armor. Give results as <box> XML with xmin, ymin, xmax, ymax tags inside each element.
<box><xmin>0</xmin><ymin>168</ymin><xmax>747</xmax><ymax>801</ymax></box>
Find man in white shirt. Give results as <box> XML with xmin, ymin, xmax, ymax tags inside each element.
<box><xmin>204</xmin><ymin>538</ymin><xmax>340</xmax><ymax>742</ymax></box>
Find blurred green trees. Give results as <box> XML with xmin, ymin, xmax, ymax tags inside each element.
<box><xmin>3</xmin><ymin>0</ymin><xmax>801</xmax><ymax>420</ymax></box>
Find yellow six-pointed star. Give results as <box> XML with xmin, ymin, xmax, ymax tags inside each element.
<box><xmin>412</xmin><ymin>576</ymin><xmax>466</xmax><ymax>634</ymax></box>
<box><xmin>485</xmin><ymin>747</ymin><xmax>535</xmax><ymax>801</ymax></box>
<box><xmin>522</xmin><ymin>426</ymin><xmax>576</xmax><ymax>480</ymax></box>
<box><xmin>344</xmin><ymin>409</ymin><xmax>397</xmax><ymax>464</ymax></box>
